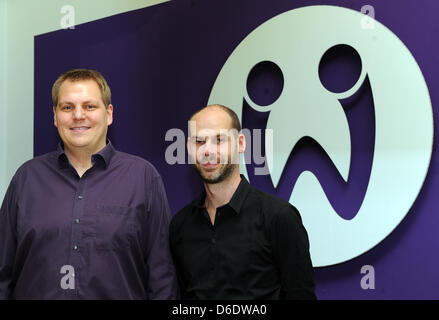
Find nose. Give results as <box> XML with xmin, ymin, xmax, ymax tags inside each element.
<box><xmin>205</xmin><ymin>139</ymin><xmax>219</xmax><ymax>155</ymax></box>
<box><xmin>197</xmin><ymin>139</ymin><xmax>217</xmax><ymax>163</ymax></box>
<box><xmin>73</xmin><ymin>106</ymin><xmax>85</xmax><ymax>120</ymax></box>
<box><xmin>203</xmin><ymin>141</ymin><xmax>212</xmax><ymax>157</ymax></box>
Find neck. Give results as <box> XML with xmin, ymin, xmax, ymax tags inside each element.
<box><xmin>64</xmin><ymin>143</ymin><xmax>105</xmax><ymax>176</ymax></box>
<box><xmin>203</xmin><ymin>170</ymin><xmax>242</xmax><ymax>210</ymax></box>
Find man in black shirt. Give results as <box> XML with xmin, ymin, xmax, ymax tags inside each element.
<box><xmin>169</xmin><ymin>104</ymin><xmax>315</xmax><ymax>299</ymax></box>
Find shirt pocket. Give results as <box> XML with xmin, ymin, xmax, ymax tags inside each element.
<box><xmin>92</xmin><ymin>204</ymin><xmax>138</xmax><ymax>252</ymax></box>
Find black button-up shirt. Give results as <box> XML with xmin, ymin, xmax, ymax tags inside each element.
<box><xmin>169</xmin><ymin>176</ymin><xmax>316</xmax><ymax>300</ymax></box>
<box><xmin>0</xmin><ymin>142</ymin><xmax>178</xmax><ymax>299</ymax></box>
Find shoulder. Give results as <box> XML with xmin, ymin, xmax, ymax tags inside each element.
<box><xmin>3</xmin><ymin>152</ymin><xmax>57</xmax><ymax>196</ymax></box>
<box><xmin>251</xmin><ymin>186</ymin><xmax>303</xmax><ymax>224</ymax></box>
<box><xmin>21</xmin><ymin>151</ymin><xmax>58</xmax><ymax>167</ymax></box>
<box><xmin>112</xmin><ymin>151</ymin><xmax>162</xmax><ymax>180</ymax></box>
<box><xmin>13</xmin><ymin>151</ymin><xmax>58</xmax><ymax>178</ymax></box>
<box><xmin>249</xmin><ymin>188</ymin><xmax>310</xmax><ymax>246</ymax></box>
<box><xmin>112</xmin><ymin>151</ymin><xmax>156</xmax><ymax>170</ymax></box>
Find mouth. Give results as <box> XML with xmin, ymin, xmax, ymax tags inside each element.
<box><xmin>201</xmin><ymin>162</ymin><xmax>219</xmax><ymax>169</ymax></box>
<box><xmin>70</xmin><ymin>126</ymin><xmax>91</xmax><ymax>133</ymax></box>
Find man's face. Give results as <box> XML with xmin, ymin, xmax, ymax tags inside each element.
<box><xmin>53</xmin><ymin>79</ymin><xmax>113</xmax><ymax>154</ymax></box>
<box><xmin>188</xmin><ymin>107</ymin><xmax>245</xmax><ymax>184</ymax></box>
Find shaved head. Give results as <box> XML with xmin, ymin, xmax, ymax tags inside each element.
<box><xmin>190</xmin><ymin>104</ymin><xmax>241</xmax><ymax>133</ymax></box>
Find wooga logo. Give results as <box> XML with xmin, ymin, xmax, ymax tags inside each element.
<box><xmin>208</xmin><ymin>5</ymin><xmax>433</xmax><ymax>267</ymax></box>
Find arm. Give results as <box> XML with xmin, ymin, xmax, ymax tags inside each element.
<box><xmin>144</xmin><ymin>174</ymin><xmax>179</xmax><ymax>299</ymax></box>
<box><xmin>270</xmin><ymin>205</ymin><xmax>316</xmax><ymax>300</ymax></box>
<box><xmin>0</xmin><ymin>177</ymin><xmax>18</xmax><ymax>299</ymax></box>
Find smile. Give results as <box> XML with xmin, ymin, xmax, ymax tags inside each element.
<box><xmin>70</xmin><ymin>126</ymin><xmax>91</xmax><ymax>132</ymax></box>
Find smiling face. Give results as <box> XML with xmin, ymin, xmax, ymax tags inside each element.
<box><xmin>188</xmin><ymin>106</ymin><xmax>245</xmax><ymax>184</ymax></box>
<box><xmin>53</xmin><ymin>79</ymin><xmax>113</xmax><ymax>155</ymax></box>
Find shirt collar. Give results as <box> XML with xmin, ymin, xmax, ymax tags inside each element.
<box><xmin>56</xmin><ymin>140</ymin><xmax>116</xmax><ymax>169</ymax></box>
<box><xmin>194</xmin><ymin>174</ymin><xmax>252</xmax><ymax>215</ymax></box>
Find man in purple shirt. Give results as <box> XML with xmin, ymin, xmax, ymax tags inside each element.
<box><xmin>0</xmin><ymin>69</ymin><xmax>178</xmax><ymax>299</ymax></box>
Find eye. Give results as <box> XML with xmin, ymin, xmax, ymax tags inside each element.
<box><xmin>217</xmin><ymin>136</ymin><xmax>227</xmax><ymax>144</ymax></box>
<box><xmin>61</xmin><ymin>105</ymin><xmax>72</xmax><ymax>111</ymax></box>
<box><xmin>86</xmin><ymin>105</ymin><xmax>95</xmax><ymax>110</ymax></box>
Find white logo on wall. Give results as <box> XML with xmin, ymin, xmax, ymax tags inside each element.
<box><xmin>208</xmin><ymin>6</ymin><xmax>433</xmax><ymax>267</ymax></box>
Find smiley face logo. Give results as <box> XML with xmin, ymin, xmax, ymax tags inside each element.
<box><xmin>209</xmin><ymin>5</ymin><xmax>433</xmax><ymax>267</ymax></box>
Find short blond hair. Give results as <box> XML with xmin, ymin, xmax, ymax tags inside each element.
<box><xmin>52</xmin><ymin>69</ymin><xmax>111</xmax><ymax>107</ymax></box>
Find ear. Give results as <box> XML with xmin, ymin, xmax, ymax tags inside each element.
<box><xmin>187</xmin><ymin>137</ymin><xmax>194</xmax><ymax>155</ymax></box>
<box><xmin>106</xmin><ymin>104</ymin><xmax>114</xmax><ymax>126</ymax></box>
<box><xmin>53</xmin><ymin>106</ymin><xmax>58</xmax><ymax>127</ymax></box>
<box><xmin>238</xmin><ymin>132</ymin><xmax>246</xmax><ymax>154</ymax></box>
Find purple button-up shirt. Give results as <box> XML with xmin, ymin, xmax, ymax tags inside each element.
<box><xmin>0</xmin><ymin>142</ymin><xmax>178</xmax><ymax>299</ymax></box>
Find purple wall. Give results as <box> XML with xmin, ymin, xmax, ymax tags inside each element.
<box><xmin>34</xmin><ymin>0</ymin><xmax>439</xmax><ymax>299</ymax></box>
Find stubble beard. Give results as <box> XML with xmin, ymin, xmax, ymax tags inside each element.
<box><xmin>193</xmin><ymin>162</ymin><xmax>237</xmax><ymax>184</ymax></box>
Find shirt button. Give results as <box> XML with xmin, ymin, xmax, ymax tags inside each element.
<box><xmin>73</xmin><ymin>245</ymin><xmax>78</xmax><ymax>250</ymax></box>
<box><xmin>75</xmin><ymin>218</ymin><xmax>80</xmax><ymax>224</ymax></box>
<box><xmin>78</xmin><ymin>195</ymin><xmax>83</xmax><ymax>200</ymax></box>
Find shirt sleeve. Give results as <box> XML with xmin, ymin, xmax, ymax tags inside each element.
<box><xmin>270</xmin><ymin>205</ymin><xmax>316</xmax><ymax>300</ymax></box>
<box><xmin>144</xmin><ymin>173</ymin><xmax>179</xmax><ymax>299</ymax></box>
<box><xmin>0</xmin><ymin>177</ymin><xmax>18</xmax><ymax>300</ymax></box>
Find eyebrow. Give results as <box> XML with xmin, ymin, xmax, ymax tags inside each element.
<box><xmin>194</xmin><ymin>133</ymin><xmax>229</xmax><ymax>139</ymax></box>
<box><xmin>58</xmin><ymin>100</ymin><xmax>99</xmax><ymax>105</ymax></box>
